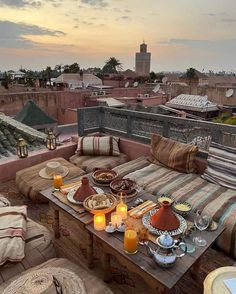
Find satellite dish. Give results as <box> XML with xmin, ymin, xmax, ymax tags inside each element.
<box><xmin>226</xmin><ymin>89</ymin><xmax>234</xmax><ymax>98</ymax></box>
<box><xmin>133</xmin><ymin>81</ymin><xmax>139</xmax><ymax>87</ymax></box>
<box><xmin>154</xmin><ymin>79</ymin><xmax>158</xmax><ymax>83</ymax></box>
<box><xmin>162</xmin><ymin>77</ymin><xmax>168</xmax><ymax>84</ymax></box>
<box><xmin>85</xmin><ymin>83</ymin><xmax>90</xmax><ymax>88</ymax></box>
<box><xmin>153</xmin><ymin>84</ymin><xmax>160</xmax><ymax>93</ymax></box>
<box><xmin>125</xmin><ymin>81</ymin><xmax>129</xmax><ymax>88</ymax></box>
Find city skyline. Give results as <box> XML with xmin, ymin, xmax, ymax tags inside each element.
<box><xmin>0</xmin><ymin>0</ymin><xmax>236</xmax><ymax>72</ymax></box>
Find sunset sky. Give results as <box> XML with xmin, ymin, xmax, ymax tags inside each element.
<box><xmin>0</xmin><ymin>0</ymin><xmax>236</xmax><ymax>72</ymax></box>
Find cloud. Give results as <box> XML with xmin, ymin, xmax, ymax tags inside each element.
<box><xmin>0</xmin><ymin>20</ymin><xmax>65</xmax><ymax>48</ymax></box>
<box><xmin>80</xmin><ymin>0</ymin><xmax>108</xmax><ymax>8</ymax></box>
<box><xmin>159</xmin><ymin>38</ymin><xmax>236</xmax><ymax>53</ymax></box>
<box><xmin>116</xmin><ymin>15</ymin><xmax>131</xmax><ymax>21</ymax></box>
<box><xmin>0</xmin><ymin>0</ymin><xmax>41</xmax><ymax>8</ymax></box>
<box><xmin>221</xmin><ymin>18</ymin><xmax>236</xmax><ymax>23</ymax></box>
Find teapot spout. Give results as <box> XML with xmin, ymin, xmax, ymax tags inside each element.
<box><xmin>145</xmin><ymin>242</ymin><xmax>155</xmax><ymax>257</ymax></box>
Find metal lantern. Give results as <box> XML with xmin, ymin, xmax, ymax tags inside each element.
<box><xmin>17</xmin><ymin>138</ymin><xmax>28</xmax><ymax>158</ymax></box>
<box><xmin>46</xmin><ymin>131</ymin><xmax>57</xmax><ymax>150</ymax></box>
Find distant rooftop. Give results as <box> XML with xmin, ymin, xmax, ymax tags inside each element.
<box><xmin>0</xmin><ymin>113</ymin><xmax>46</xmax><ymax>158</ymax></box>
<box><xmin>166</xmin><ymin>94</ymin><xmax>218</xmax><ymax>112</ymax></box>
<box><xmin>15</xmin><ymin>100</ymin><xmax>57</xmax><ymax>129</ymax></box>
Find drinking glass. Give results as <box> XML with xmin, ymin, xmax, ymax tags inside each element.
<box><xmin>193</xmin><ymin>210</ymin><xmax>211</xmax><ymax>246</ymax></box>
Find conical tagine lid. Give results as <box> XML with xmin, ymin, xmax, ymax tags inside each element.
<box><xmin>73</xmin><ymin>177</ymin><xmax>96</xmax><ymax>202</ymax></box>
<box><xmin>150</xmin><ymin>201</ymin><xmax>180</xmax><ymax>231</ymax></box>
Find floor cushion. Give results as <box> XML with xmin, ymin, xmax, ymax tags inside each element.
<box><xmin>0</xmin><ymin>219</ymin><xmax>56</xmax><ymax>284</ymax></box>
<box><xmin>0</xmin><ymin>258</ymin><xmax>113</xmax><ymax>293</ymax></box>
<box><xmin>122</xmin><ymin>160</ymin><xmax>236</xmax><ymax>259</ymax></box>
<box><xmin>69</xmin><ymin>153</ymin><xmax>128</xmax><ymax>173</ymax></box>
<box><xmin>16</xmin><ymin>157</ymin><xmax>85</xmax><ymax>202</ymax></box>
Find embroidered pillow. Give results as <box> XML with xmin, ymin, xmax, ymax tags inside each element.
<box><xmin>0</xmin><ymin>206</ymin><xmax>27</xmax><ymax>266</ymax></box>
<box><xmin>150</xmin><ymin>134</ymin><xmax>198</xmax><ymax>173</ymax></box>
<box><xmin>76</xmin><ymin>136</ymin><xmax>120</xmax><ymax>156</ymax></box>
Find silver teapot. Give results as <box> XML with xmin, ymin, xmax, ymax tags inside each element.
<box><xmin>145</xmin><ymin>232</ymin><xmax>187</xmax><ymax>268</ymax></box>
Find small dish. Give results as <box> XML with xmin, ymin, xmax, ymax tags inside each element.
<box><xmin>83</xmin><ymin>193</ymin><xmax>117</xmax><ymax>214</ymax></box>
<box><xmin>92</xmin><ymin>169</ymin><xmax>118</xmax><ymax>185</ymax></box>
<box><xmin>105</xmin><ymin>223</ymin><xmax>116</xmax><ymax>233</ymax></box>
<box><xmin>173</xmin><ymin>201</ymin><xmax>192</xmax><ymax>217</ymax></box>
<box><xmin>110</xmin><ymin>178</ymin><xmax>136</xmax><ymax>195</ymax></box>
<box><xmin>157</xmin><ymin>195</ymin><xmax>173</xmax><ymax>205</ymax></box>
<box><xmin>117</xmin><ymin>222</ymin><xmax>126</xmax><ymax>233</ymax></box>
<box><xmin>67</xmin><ymin>187</ymin><xmax>104</xmax><ymax>205</ymax></box>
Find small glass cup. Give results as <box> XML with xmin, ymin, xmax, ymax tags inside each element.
<box><xmin>193</xmin><ymin>210</ymin><xmax>211</xmax><ymax>247</ymax></box>
<box><xmin>138</xmin><ymin>227</ymin><xmax>149</xmax><ymax>245</ymax></box>
<box><xmin>124</xmin><ymin>228</ymin><xmax>138</xmax><ymax>254</ymax></box>
<box><xmin>53</xmin><ymin>175</ymin><xmax>63</xmax><ymax>189</ymax></box>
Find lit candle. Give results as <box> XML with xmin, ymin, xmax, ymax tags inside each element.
<box><xmin>111</xmin><ymin>212</ymin><xmax>122</xmax><ymax>227</ymax></box>
<box><xmin>94</xmin><ymin>213</ymin><xmax>106</xmax><ymax>231</ymax></box>
<box><xmin>116</xmin><ymin>202</ymin><xmax>128</xmax><ymax>220</ymax></box>
<box><xmin>116</xmin><ymin>192</ymin><xmax>128</xmax><ymax>220</ymax></box>
<box><xmin>124</xmin><ymin>228</ymin><xmax>138</xmax><ymax>254</ymax></box>
<box><xmin>53</xmin><ymin>175</ymin><xmax>63</xmax><ymax>189</ymax></box>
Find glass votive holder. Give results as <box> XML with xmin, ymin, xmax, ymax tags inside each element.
<box><xmin>111</xmin><ymin>212</ymin><xmax>122</xmax><ymax>228</ymax></box>
<box><xmin>94</xmin><ymin>213</ymin><xmax>106</xmax><ymax>231</ymax></box>
<box><xmin>124</xmin><ymin>228</ymin><xmax>138</xmax><ymax>254</ymax></box>
<box><xmin>53</xmin><ymin>175</ymin><xmax>63</xmax><ymax>189</ymax></box>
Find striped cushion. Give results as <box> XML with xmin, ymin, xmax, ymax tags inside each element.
<box><xmin>76</xmin><ymin>136</ymin><xmax>120</xmax><ymax>156</ymax></box>
<box><xmin>0</xmin><ymin>219</ymin><xmax>55</xmax><ymax>284</ymax></box>
<box><xmin>150</xmin><ymin>134</ymin><xmax>198</xmax><ymax>173</ymax></box>
<box><xmin>69</xmin><ymin>153</ymin><xmax>128</xmax><ymax>173</ymax></box>
<box><xmin>124</xmin><ymin>162</ymin><xmax>236</xmax><ymax>258</ymax></box>
<box><xmin>0</xmin><ymin>206</ymin><xmax>27</xmax><ymax>266</ymax></box>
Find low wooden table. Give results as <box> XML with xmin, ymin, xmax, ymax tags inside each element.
<box><xmin>40</xmin><ymin>185</ymin><xmax>95</xmax><ymax>268</ymax></box>
<box><xmin>86</xmin><ymin>191</ymin><xmax>224</xmax><ymax>293</ymax></box>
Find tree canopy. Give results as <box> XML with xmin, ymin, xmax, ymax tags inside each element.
<box><xmin>102</xmin><ymin>57</ymin><xmax>122</xmax><ymax>73</ymax></box>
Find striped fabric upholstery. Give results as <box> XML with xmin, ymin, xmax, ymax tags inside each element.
<box><xmin>150</xmin><ymin>134</ymin><xmax>198</xmax><ymax>173</ymax></box>
<box><xmin>76</xmin><ymin>136</ymin><xmax>120</xmax><ymax>156</ymax></box>
<box><xmin>69</xmin><ymin>153</ymin><xmax>128</xmax><ymax>173</ymax></box>
<box><xmin>116</xmin><ymin>157</ymin><xmax>236</xmax><ymax>258</ymax></box>
<box><xmin>0</xmin><ymin>219</ymin><xmax>55</xmax><ymax>284</ymax></box>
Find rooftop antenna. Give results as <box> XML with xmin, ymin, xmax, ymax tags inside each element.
<box><xmin>153</xmin><ymin>84</ymin><xmax>160</xmax><ymax>93</ymax></box>
<box><xmin>225</xmin><ymin>88</ymin><xmax>234</xmax><ymax>98</ymax></box>
<box><xmin>162</xmin><ymin>77</ymin><xmax>168</xmax><ymax>84</ymax></box>
<box><xmin>133</xmin><ymin>81</ymin><xmax>139</xmax><ymax>87</ymax></box>
<box><xmin>125</xmin><ymin>81</ymin><xmax>129</xmax><ymax>88</ymax></box>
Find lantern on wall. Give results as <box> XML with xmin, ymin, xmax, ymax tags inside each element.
<box><xmin>46</xmin><ymin>131</ymin><xmax>57</xmax><ymax>150</ymax></box>
<box><xmin>16</xmin><ymin>138</ymin><xmax>28</xmax><ymax>158</ymax></box>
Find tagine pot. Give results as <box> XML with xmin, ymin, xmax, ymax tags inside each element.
<box><xmin>150</xmin><ymin>201</ymin><xmax>180</xmax><ymax>231</ymax></box>
<box><xmin>73</xmin><ymin>177</ymin><xmax>96</xmax><ymax>202</ymax></box>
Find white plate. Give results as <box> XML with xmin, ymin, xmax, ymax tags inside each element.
<box><xmin>67</xmin><ymin>187</ymin><xmax>104</xmax><ymax>205</ymax></box>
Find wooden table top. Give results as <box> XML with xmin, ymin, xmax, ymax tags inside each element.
<box><xmin>40</xmin><ymin>177</ymin><xmax>224</xmax><ymax>290</ymax></box>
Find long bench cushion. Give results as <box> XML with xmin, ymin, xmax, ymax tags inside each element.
<box><xmin>16</xmin><ymin>157</ymin><xmax>85</xmax><ymax>203</ymax></box>
<box><xmin>0</xmin><ymin>258</ymin><xmax>113</xmax><ymax>294</ymax></box>
<box><xmin>119</xmin><ymin>157</ymin><xmax>236</xmax><ymax>258</ymax></box>
<box><xmin>70</xmin><ymin>153</ymin><xmax>128</xmax><ymax>173</ymax></box>
<box><xmin>0</xmin><ymin>219</ymin><xmax>55</xmax><ymax>284</ymax></box>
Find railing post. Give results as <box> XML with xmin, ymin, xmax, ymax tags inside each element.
<box><xmin>162</xmin><ymin>120</ymin><xmax>169</xmax><ymax>138</ymax></box>
<box><xmin>127</xmin><ymin>113</ymin><xmax>132</xmax><ymax>137</ymax></box>
<box><xmin>77</xmin><ymin>108</ymin><xmax>84</xmax><ymax>136</ymax></box>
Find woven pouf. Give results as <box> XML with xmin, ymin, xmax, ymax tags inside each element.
<box><xmin>2</xmin><ymin>267</ymin><xmax>86</xmax><ymax>294</ymax></box>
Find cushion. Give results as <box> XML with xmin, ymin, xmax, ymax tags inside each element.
<box><xmin>0</xmin><ymin>258</ymin><xmax>113</xmax><ymax>293</ymax></box>
<box><xmin>150</xmin><ymin>134</ymin><xmax>198</xmax><ymax>173</ymax></box>
<box><xmin>69</xmin><ymin>153</ymin><xmax>128</xmax><ymax>173</ymax></box>
<box><xmin>0</xmin><ymin>219</ymin><xmax>55</xmax><ymax>284</ymax></box>
<box><xmin>190</xmin><ymin>135</ymin><xmax>212</xmax><ymax>151</ymax></box>
<box><xmin>0</xmin><ymin>206</ymin><xmax>27</xmax><ymax>266</ymax></box>
<box><xmin>16</xmin><ymin>157</ymin><xmax>85</xmax><ymax>203</ymax></box>
<box><xmin>76</xmin><ymin>136</ymin><xmax>120</xmax><ymax>156</ymax></box>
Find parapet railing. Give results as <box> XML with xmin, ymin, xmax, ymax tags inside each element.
<box><xmin>77</xmin><ymin>106</ymin><xmax>236</xmax><ymax>148</ymax></box>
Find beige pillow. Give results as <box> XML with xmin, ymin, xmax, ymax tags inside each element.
<box><xmin>150</xmin><ymin>134</ymin><xmax>198</xmax><ymax>173</ymax></box>
<box><xmin>76</xmin><ymin>136</ymin><xmax>120</xmax><ymax>156</ymax></box>
<box><xmin>0</xmin><ymin>206</ymin><xmax>27</xmax><ymax>266</ymax></box>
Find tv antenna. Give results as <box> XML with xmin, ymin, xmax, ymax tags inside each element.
<box><xmin>152</xmin><ymin>84</ymin><xmax>160</xmax><ymax>93</ymax></box>
<box><xmin>225</xmin><ymin>89</ymin><xmax>234</xmax><ymax>98</ymax></box>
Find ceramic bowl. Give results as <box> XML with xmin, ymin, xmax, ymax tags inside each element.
<box><xmin>83</xmin><ymin>193</ymin><xmax>117</xmax><ymax>214</ymax></box>
<box><xmin>110</xmin><ymin>178</ymin><xmax>136</xmax><ymax>195</ymax></box>
<box><xmin>173</xmin><ymin>201</ymin><xmax>192</xmax><ymax>217</ymax></box>
<box><xmin>157</xmin><ymin>195</ymin><xmax>173</xmax><ymax>205</ymax></box>
<box><xmin>92</xmin><ymin>169</ymin><xmax>118</xmax><ymax>185</ymax></box>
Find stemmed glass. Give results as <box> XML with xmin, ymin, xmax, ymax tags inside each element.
<box><xmin>193</xmin><ymin>210</ymin><xmax>211</xmax><ymax>247</ymax></box>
